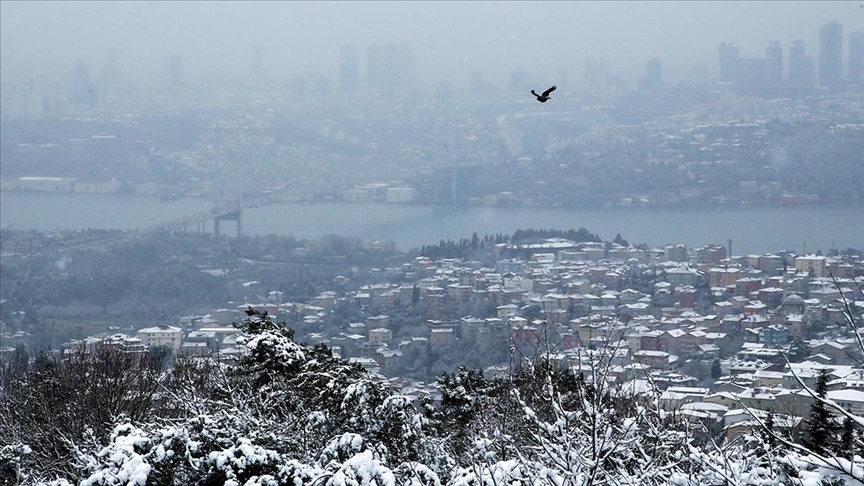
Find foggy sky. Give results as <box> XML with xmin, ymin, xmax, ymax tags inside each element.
<box><xmin>1</xmin><ymin>1</ymin><xmax>861</xmax><ymax>90</ymax></box>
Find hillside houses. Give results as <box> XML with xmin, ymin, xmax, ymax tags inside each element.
<box><xmin>40</xmin><ymin>238</ymin><xmax>864</xmax><ymax>446</ymax></box>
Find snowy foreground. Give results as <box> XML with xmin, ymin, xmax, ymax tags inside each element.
<box><xmin>2</xmin><ymin>309</ymin><xmax>863</xmax><ymax>485</ymax></box>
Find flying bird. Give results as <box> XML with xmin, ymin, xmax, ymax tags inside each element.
<box><xmin>531</xmin><ymin>85</ymin><xmax>556</xmax><ymax>103</ymax></box>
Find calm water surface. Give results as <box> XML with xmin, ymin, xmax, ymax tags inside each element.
<box><xmin>2</xmin><ymin>191</ymin><xmax>862</xmax><ymax>255</ymax></box>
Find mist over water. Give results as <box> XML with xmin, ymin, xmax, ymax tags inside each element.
<box><xmin>2</xmin><ymin>192</ymin><xmax>861</xmax><ymax>255</ymax></box>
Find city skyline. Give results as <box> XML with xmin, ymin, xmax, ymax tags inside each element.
<box><xmin>1</xmin><ymin>1</ymin><xmax>861</xmax><ymax>92</ymax></box>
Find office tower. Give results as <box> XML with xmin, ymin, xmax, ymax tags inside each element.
<box><xmin>788</xmin><ymin>40</ymin><xmax>816</xmax><ymax>87</ymax></box>
<box><xmin>819</xmin><ymin>21</ymin><xmax>843</xmax><ymax>89</ymax></box>
<box><xmin>718</xmin><ymin>42</ymin><xmax>739</xmax><ymax>82</ymax></box>
<box><xmin>509</xmin><ymin>67</ymin><xmax>530</xmax><ymax>92</ymax></box>
<box><xmin>339</xmin><ymin>44</ymin><xmax>359</xmax><ymax>93</ymax></box>
<box><xmin>366</xmin><ymin>42</ymin><xmax>416</xmax><ymax>94</ymax></box>
<box><xmin>766</xmin><ymin>41</ymin><xmax>782</xmax><ymax>87</ymax></box>
<box><xmin>735</xmin><ymin>57</ymin><xmax>772</xmax><ymax>91</ymax></box>
<box><xmin>315</xmin><ymin>76</ymin><xmax>331</xmax><ymax>104</ymax></box>
<box><xmin>165</xmin><ymin>52</ymin><xmax>184</xmax><ymax>88</ymax></box>
<box><xmin>469</xmin><ymin>69</ymin><xmax>483</xmax><ymax>94</ymax></box>
<box><xmin>643</xmin><ymin>59</ymin><xmax>662</xmax><ymax>90</ymax></box>
<box><xmin>102</xmin><ymin>50</ymin><xmax>119</xmax><ymax>97</ymax></box>
<box><xmin>692</xmin><ymin>61</ymin><xmax>711</xmax><ymax>82</ymax></box>
<box><xmin>558</xmin><ymin>68</ymin><xmax>569</xmax><ymax>88</ymax></box>
<box><xmin>583</xmin><ymin>55</ymin><xmax>609</xmax><ymax>90</ymax></box>
<box><xmin>290</xmin><ymin>77</ymin><xmax>305</xmax><ymax>103</ymax></box>
<box><xmin>251</xmin><ymin>45</ymin><xmax>265</xmax><ymax>80</ymax></box>
<box><xmin>73</xmin><ymin>60</ymin><xmax>97</xmax><ymax>108</ymax></box>
<box><xmin>850</xmin><ymin>31</ymin><xmax>864</xmax><ymax>85</ymax></box>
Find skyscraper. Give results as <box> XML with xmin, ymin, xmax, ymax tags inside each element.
<box><xmin>102</xmin><ymin>50</ymin><xmax>119</xmax><ymax>97</ymax></box>
<box><xmin>849</xmin><ymin>31</ymin><xmax>864</xmax><ymax>85</ymax></box>
<box><xmin>251</xmin><ymin>45</ymin><xmax>265</xmax><ymax>80</ymax></box>
<box><xmin>583</xmin><ymin>55</ymin><xmax>609</xmax><ymax>90</ymax></box>
<box><xmin>735</xmin><ymin>57</ymin><xmax>772</xmax><ymax>92</ymax></box>
<box><xmin>165</xmin><ymin>52</ymin><xmax>184</xmax><ymax>88</ymax></box>
<box><xmin>339</xmin><ymin>44</ymin><xmax>359</xmax><ymax>93</ymax></box>
<box><xmin>643</xmin><ymin>59</ymin><xmax>662</xmax><ymax>91</ymax></box>
<box><xmin>788</xmin><ymin>40</ymin><xmax>816</xmax><ymax>88</ymax></box>
<box><xmin>469</xmin><ymin>70</ymin><xmax>483</xmax><ymax>94</ymax></box>
<box><xmin>366</xmin><ymin>42</ymin><xmax>416</xmax><ymax>94</ymax></box>
<box><xmin>73</xmin><ymin>60</ymin><xmax>97</xmax><ymax>108</ymax></box>
<box><xmin>718</xmin><ymin>42</ymin><xmax>739</xmax><ymax>82</ymax></box>
<box><xmin>290</xmin><ymin>77</ymin><xmax>305</xmax><ymax>104</ymax></box>
<box><xmin>766</xmin><ymin>41</ymin><xmax>782</xmax><ymax>87</ymax></box>
<box><xmin>509</xmin><ymin>67</ymin><xmax>530</xmax><ymax>93</ymax></box>
<box><xmin>819</xmin><ymin>21</ymin><xmax>843</xmax><ymax>89</ymax></box>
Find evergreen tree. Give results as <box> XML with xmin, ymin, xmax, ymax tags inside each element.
<box><xmin>803</xmin><ymin>368</ymin><xmax>838</xmax><ymax>455</ymax></box>
<box><xmin>838</xmin><ymin>414</ymin><xmax>855</xmax><ymax>458</ymax></box>
<box><xmin>411</xmin><ymin>283</ymin><xmax>420</xmax><ymax>307</ymax></box>
<box><xmin>788</xmin><ymin>337</ymin><xmax>811</xmax><ymax>363</ymax></box>
<box><xmin>711</xmin><ymin>359</ymin><xmax>722</xmax><ymax>379</ymax></box>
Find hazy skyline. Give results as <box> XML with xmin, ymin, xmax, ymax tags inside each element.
<box><xmin>1</xmin><ymin>1</ymin><xmax>861</xmax><ymax>90</ymax></box>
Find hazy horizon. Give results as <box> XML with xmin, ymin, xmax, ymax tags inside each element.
<box><xmin>2</xmin><ymin>1</ymin><xmax>862</xmax><ymax>91</ymax></box>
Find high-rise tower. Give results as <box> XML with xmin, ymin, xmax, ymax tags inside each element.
<box><xmin>165</xmin><ymin>52</ymin><xmax>184</xmax><ymax>88</ymax></box>
<box><xmin>251</xmin><ymin>45</ymin><xmax>265</xmax><ymax>80</ymax></box>
<box><xmin>339</xmin><ymin>44</ymin><xmax>359</xmax><ymax>93</ymax></box>
<box><xmin>366</xmin><ymin>42</ymin><xmax>416</xmax><ymax>95</ymax></box>
<box><xmin>766</xmin><ymin>41</ymin><xmax>782</xmax><ymax>87</ymax></box>
<box><xmin>788</xmin><ymin>40</ymin><xmax>816</xmax><ymax>87</ymax></box>
<box><xmin>718</xmin><ymin>42</ymin><xmax>739</xmax><ymax>82</ymax></box>
<box><xmin>102</xmin><ymin>50</ymin><xmax>119</xmax><ymax>97</ymax></box>
<box><xmin>819</xmin><ymin>21</ymin><xmax>843</xmax><ymax>89</ymax></box>
<box><xmin>849</xmin><ymin>31</ymin><xmax>864</xmax><ymax>85</ymax></box>
<box><xmin>73</xmin><ymin>60</ymin><xmax>97</xmax><ymax>108</ymax></box>
<box><xmin>643</xmin><ymin>59</ymin><xmax>662</xmax><ymax>91</ymax></box>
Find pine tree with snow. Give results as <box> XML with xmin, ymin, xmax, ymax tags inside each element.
<box><xmin>804</xmin><ymin>369</ymin><xmax>839</xmax><ymax>455</ymax></box>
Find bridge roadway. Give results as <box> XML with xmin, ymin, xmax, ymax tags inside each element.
<box><xmin>1</xmin><ymin>192</ymin><xmax>294</xmax><ymax>262</ymax></box>
<box><xmin>143</xmin><ymin>192</ymin><xmax>289</xmax><ymax>236</ymax></box>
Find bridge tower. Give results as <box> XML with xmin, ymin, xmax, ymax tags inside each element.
<box><xmin>214</xmin><ymin>210</ymin><xmax>242</xmax><ymax>238</ymax></box>
<box><xmin>214</xmin><ymin>187</ymin><xmax>243</xmax><ymax>238</ymax></box>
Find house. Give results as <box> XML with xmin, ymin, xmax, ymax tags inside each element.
<box><xmin>179</xmin><ymin>341</ymin><xmax>210</xmax><ymax>356</ymax></box>
<box><xmin>753</xmin><ymin>370</ymin><xmax>784</xmax><ymax>388</ymax></box>
<box><xmin>137</xmin><ymin>325</ymin><xmax>183</xmax><ymax>353</ymax></box>
<box><xmin>758</xmin><ymin>324</ymin><xmax>790</xmax><ymax>346</ymax></box>
<box><xmin>429</xmin><ymin>327</ymin><xmax>455</xmax><ymax>345</ymax></box>
<box><xmin>368</xmin><ymin>328</ymin><xmax>392</xmax><ymax>345</ymax></box>
<box><xmin>736</xmin><ymin>387</ymin><xmax>778</xmax><ymax>412</ymax></box>
<box><xmin>661</xmin><ymin>329</ymin><xmax>687</xmax><ymax>355</ymax></box>
<box><xmin>795</xmin><ymin>255</ymin><xmax>827</xmax><ymax>278</ymax></box>
<box><xmin>665</xmin><ymin>267</ymin><xmax>701</xmax><ymax>288</ymax></box>
<box><xmin>698</xmin><ymin>344</ymin><xmax>721</xmax><ymax>359</ymax></box>
<box><xmin>376</xmin><ymin>348</ymin><xmax>403</xmax><ymax>375</ymax></box>
<box><xmin>497</xmin><ymin>303</ymin><xmax>519</xmax><ymax>319</ymax></box>
<box><xmin>680</xmin><ymin>402</ymin><xmax>729</xmax><ymax>436</ymax></box>
<box><xmin>633</xmin><ymin>350</ymin><xmax>678</xmax><ymax>370</ymax></box>
<box><xmin>658</xmin><ymin>386</ymin><xmax>709</xmax><ymax>410</ymax></box>
<box><xmin>827</xmin><ymin>389</ymin><xmax>864</xmax><ymax>415</ymax></box>
<box><xmin>723</xmin><ymin>409</ymin><xmax>799</xmax><ymax>442</ymax></box>
<box><xmin>811</xmin><ymin>341</ymin><xmax>852</xmax><ymax>364</ymax></box>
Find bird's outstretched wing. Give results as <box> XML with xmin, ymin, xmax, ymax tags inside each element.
<box><xmin>542</xmin><ymin>85</ymin><xmax>557</xmax><ymax>97</ymax></box>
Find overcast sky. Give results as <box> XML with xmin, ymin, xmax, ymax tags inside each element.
<box><xmin>1</xmin><ymin>1</ymin><xmax>861</xmax><ymax>90</ymax></box>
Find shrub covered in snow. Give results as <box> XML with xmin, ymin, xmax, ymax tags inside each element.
<box><xmin>5</xmin><ymin>308</ymin><xmax>864</xmax><ymax>486</ymax></box>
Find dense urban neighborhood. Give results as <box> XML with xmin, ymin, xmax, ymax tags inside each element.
<box><xmin>3</xmin><ymin>4</ymin><xmax>864</xmax><ymax>484</ymax></box>
<box><xmin>4</xmin><ymin>228</ymin><xmax>864</xmax><ymax>427</ymax></box>
<box><xmin>2</xmin><ymin>228</ymin><xmax>864</xmax><ymax>484</ymax></box>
